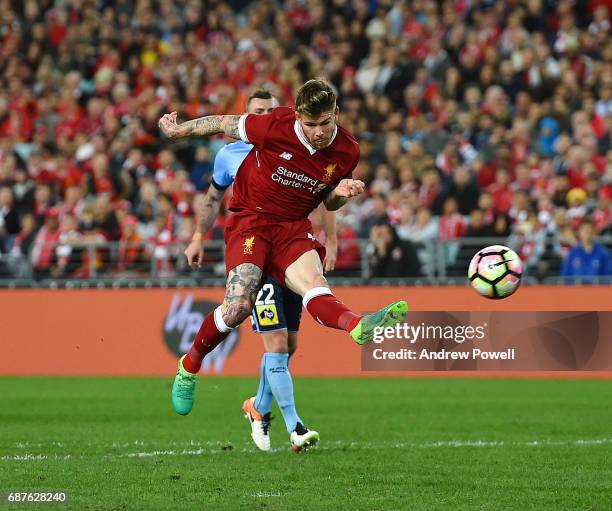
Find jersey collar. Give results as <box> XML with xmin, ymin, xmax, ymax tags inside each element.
<box><xmin>294</xmin><ymin>121</ymin><xmax>338</xmax><ymax>155</ymax></box>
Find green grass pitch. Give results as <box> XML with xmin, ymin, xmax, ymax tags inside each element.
<box><xmin>0</xmin><ymin>377</ymin><xmax>611</xmax><ymax>510</ymax></box>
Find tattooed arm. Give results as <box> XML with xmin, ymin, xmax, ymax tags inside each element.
<box><xmin>159</xmin><ymin>111</ymin><xmax>241</xmax><ymax>141</ymax></box>
<box><xmin>184</xmin><ymin>185</ymin><xmax>226</xmax><ymax>269</ymax></box>
<box><xmin>197</xmin><ymin>185</ymin><xmax>225</xmax><ymax>235</ymax></box>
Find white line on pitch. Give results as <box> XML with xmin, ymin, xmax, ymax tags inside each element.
<box><xmin>2</xmin><ymin>438</ymin><xmax>611</xmax><ymax>461</ymax></box>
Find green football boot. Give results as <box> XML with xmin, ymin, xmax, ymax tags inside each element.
<box><xmin>171</xmin><ymin>355</ymin><xmax>197</xmax><ymax>415</ymax></box>
<box><xmin>350</xmin><ymin>300</ymin><xmax>408</xmax><ymax>345</ymax></box>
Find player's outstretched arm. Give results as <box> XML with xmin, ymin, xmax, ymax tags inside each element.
<box><xmin>323</xmin><ymin>179</ymin><xmax>365</xmax><ymax>211</ymax></box>
<box><xmin>184</xmin><ymin>186</ymin><xmax>225</xmax><ymax>269</ymax></box>
<box><xmin>159</xmin><ymin>111</ymin><xmax>242</xmax><ymax>141</ymax></box>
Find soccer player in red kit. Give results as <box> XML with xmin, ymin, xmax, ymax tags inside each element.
<box><xmin>159</xmin><ymin>80</ymin><xmax>407</xmax><ymax>450</ymax></box>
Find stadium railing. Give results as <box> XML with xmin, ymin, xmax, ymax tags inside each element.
<box><xmin>1</xmin><ymin>236</ymin><xmax>609</xmax><ymax>287</ymax></box>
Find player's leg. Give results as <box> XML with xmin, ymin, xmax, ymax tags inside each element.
<box><xmin>282</xmin><ymin>289</ymin><xmax>319</xmax><ymax>453</ymax></box>
<box><xmin>243</xmin><ymin>329</ymin><xmax>287</xmax><ymax>452</ymax></box>
<box><xmin>287</xmin><ymin>331</ymin><xmax>297</xmax><ymax>356</ymax></box>
<box><xmin>284</xmin><ymin>249</ymin><xmax>408</xmax><ymax>344</ymax></box>
<box><xmin>247</xmin><ymin>280</ymin><xmax>289</xmax><ymax>430</ymax></box>
<box><xmin>260</xmin><ymin>337</ymin><xmax>304</xmax><ymax>436</ymax></box>
<box><xmin>172</xmin><ymin>262</ymin><xmax>263</xmax><ymax>415</ymax></box>
<box><xmin>183</xmin><ymin>262</ymin><xmax>262</xmax><ymax>371</ymax></box>
<box><xmin>256</xmin><ymin>288</ymin><xmax>317</xmax><ymax>452</ymax></box>
<box><xmin>255</xmin><ymin>330</ymin><xmax>290</xmax><ymax>418</ymax></box>
<box><xmin>244</xmin><ymin>280</ymin><xmax>306</xmax><ymax>450</ymax></box>
<box><xmin>244</xmin><ymin>280</ymin><xmax>317</xmax><ymax>451</ymax></box>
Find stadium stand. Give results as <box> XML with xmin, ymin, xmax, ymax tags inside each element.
<box><xmin>0</xmin><ymin>0</ymin><xmax>610</xmax><ymax>282</ymax></box>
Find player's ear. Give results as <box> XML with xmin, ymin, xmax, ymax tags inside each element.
<box><xmin>334</xmin><ymin>106</ymin><xmax>339</xmax><ymax>120</ymax></box>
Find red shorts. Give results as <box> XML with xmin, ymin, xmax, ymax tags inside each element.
<box><xmin>224</xmin><ymin>211</ymin><xmax>326</xmax><ymax>285</ymax></box>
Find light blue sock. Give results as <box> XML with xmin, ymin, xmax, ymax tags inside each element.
<box><xmin>265</xmin><ymin>352</ymin><xmax>301</xmax><ymax>433</ymax></box>
<box><xmin>254</xmin><ymin>354</ymin><xmax>273</xmax><ymax>415</ymax></box>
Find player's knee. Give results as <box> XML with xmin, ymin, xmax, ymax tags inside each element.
<box><xmin>264</xmin><ymin>331</ymin><xmax>289</xmax><ymax>353</ymax></box>
<box><xmin>311</xmin><ymin>274</ymin><xmax>328</xmax><ymax>289</ymax></box>
<box><xmin>222</xmin><ymin>298</ymin><xmax>253</xmax><ymax>327</ymax></box>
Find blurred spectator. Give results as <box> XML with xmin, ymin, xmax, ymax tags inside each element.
<box><xmin>32</xmin><ymin>184</ymin><xmax>53</xmax><ymax>224</ymax></box>
<box><xmin>477</xmin><ymin>192</ymin><xmax>496</xmax><ymax>225</ymax></box>
<box><xmin>492</xmin><ymin>214</ymin><xmax>511</xmax><ymax>238</ymax></box>
<box><xmin>593</xmin><ymin>186</ymin><xmax>612</xmax><ymax>235</ymax></box>
<box><xmin>398</xmin><ymin>205</ymin><xmax>438</xmax><ymax>275</ymax></box>
<box><xmin>553</xmin><ymin>223</ymin><xmax>577</xmax><ymax>261</ymax></box>
<box><xmin>11</xmin><ymin>213</ymin><xmax>37</xmax><ymax>259</ymax></box>
<box><xmin>117</xmin><ymin>216</ymin><xmax>144</xmax><ymax>274</ymax></box>
<box><xmin>417</xmin><ymin>168</ymin><xmax>444</xmax><ymax>214</ymax></box>
<box><xmin>358</xmin><ymin>194</ymin><xmax>389</xmax><ymax>238</ymax></box>
<box><xmin>508</xmin><ymin>214</ymin><xmax>546</xmax><ymax>273</ymax></box>
<box><xmin>439</xmin><ymin>197</ymin><xmax>467</xmax><ymax>265</ymax></box>
<box><xmin>508</xmin><ymin>190</ymin><xmax>531</xmax><ymax>225</ymax></box>
<box><xmin>566</xmin><ymin>187</ymin><xmax>588</xmax><ymax>227</ymax></box>
<box><xmin>30</xmin><ymin>208</ymin><xmax>62</xmax><ymax>277</ymax></box>
<box><xmin>368</xmin><ymin>222</ymin><xmax>421</xmax><ymax>278</ymax></box>
<box><xmin>439</xmin><ymin>198</ymin><xmax>466</xmax><ymax>241</ymax></box>
<box><xmin>487</xmin><ymin>168</ymin><xmax>513</xmax><ymax>214</ymax></box>
<box><xmin>53</xmin><ymin>214</ymin><xmax>83</xmax><ymax>278</ymax></box>
<box><xmin>561</xmin><ymin>218</ymin><xmax>612</xmax><ymax>277</ymax></box>
<box><xmin>446</xmin><ymin>166</ymin><xmax>480</xmax><ymax>215</ymax></box>
<box><xmin>147</xmin><ymin>215</ymin><xmax>175</xmax><ymax>277</ymax></box>
<box><xmin>0</xmin><ymin>186</ymin><xmax>20</xmax><ymax>252</ymax></box>
<box><xmin>466</xmin><ymin>210</ymin><xmax>493</xmax><ymax>238</ymax></box>
<box><xmin>334</xmin><ymin>217</ymin><xmax>362</xmax><ymax>275</ymax></box>
<box><xmin>538</xmin><ymin>117</ymin><xmax>560</xmax><ymax>158</ymax></box>
<box><xmin>93</xmin><ymin>195</ymin><xmax>121</xmax><ymax>241</ymax></box>
<box><xmin>190</xmin><ymin>147</ymin><xmax>213</xmax><ymax>192</ymax></box>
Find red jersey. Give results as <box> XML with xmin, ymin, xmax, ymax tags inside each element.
<box><xmin>230</xmin><ymin>106</ymin><xmax>360</xmax><ymax>221</ymax></box>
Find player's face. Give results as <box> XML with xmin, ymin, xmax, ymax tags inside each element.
<box><xmin>247</xmin><ymin>98</ymin><xmax>277</xmax><ymax>115</ymax></box>
<box><xmin>297</xmin><ymin>107</ymin><xmax>339</xmax><ymax>150</ymax></box>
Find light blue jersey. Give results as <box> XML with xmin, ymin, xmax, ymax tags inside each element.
<box><xmin>212</xmin><ymin>140</ymin><xmax>253</xmax><ymax>189</ymax></box>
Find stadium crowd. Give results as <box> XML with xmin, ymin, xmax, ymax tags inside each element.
<box><xmin>0</xmin><ymin>0</ymin><xmax>611</xmax><ymax>280</ymax></box>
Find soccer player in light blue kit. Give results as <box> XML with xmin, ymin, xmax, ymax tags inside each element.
<box><xmin>187</xmin><ymin>89</ymin><xmax>337</xmax><ymax>452</ymax></box>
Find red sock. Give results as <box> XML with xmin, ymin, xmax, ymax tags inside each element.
<box><xmin>303</xmin><ymin>287</ymin><xmax>360</xmax><ymax>332</ymax></box>
<box><xmin>183</xmin><ymin>307</ymin><xmax>232</xmax><ymax>373</ymax></box>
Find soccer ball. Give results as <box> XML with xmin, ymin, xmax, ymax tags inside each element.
<box><xmin>468</xmin><ymin>245</ymin><xmax>523</xmax><ymax>299</ymax></box>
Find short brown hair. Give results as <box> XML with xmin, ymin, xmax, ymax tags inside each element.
<box><xmin>579</xmin><ymin>217</ymin><xmax>595</xmax><ymax>229</ymax></box>
<box><xmin>295</xmin><ymin>79</ymin><xmax>337</xmax><ymax>117</ymax></box>
<box><xmin>246</xmin><ymin>88</ymin><xmax>275</xmax><ymax>107</ymax></box>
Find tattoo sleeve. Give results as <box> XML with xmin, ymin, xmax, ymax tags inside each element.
<box><xmin>196</xmin><ymin>186</ymin><xmax>224</xmax><ymax>234</ymax></box>
<box><xmin>170</xmin><ymin>115</ymin><xmax>242</xmax><ymax>140</ymax></box>
<box><xmin>323</xmin><ymin>191</ymin><xmax>348</xmax><ymax>211</ymax></box>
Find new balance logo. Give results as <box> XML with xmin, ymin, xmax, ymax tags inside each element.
<box><xmin>279</xmin><ymin>152</ymin><xmax>293</xmax><ymax>160</ymax></box>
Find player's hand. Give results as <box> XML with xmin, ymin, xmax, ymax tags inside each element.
<box><xmin>334</xmin><ymin>179</ymin><xmax>365</xmax><ymax>198</ymax></box>
<box><xmin>158</xmin><ymin>111</ymin><xmax>179</xmax><ymax>140</ymax></box>
<box><xmin>323</xmin><ymin>237</ymin><xmax>338</xmax><ymax>272</ymax></box>
<box><xmin>184</xmin><ymin>238</ymin><xmax>205</xmax><ymax>269</ymax></box>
